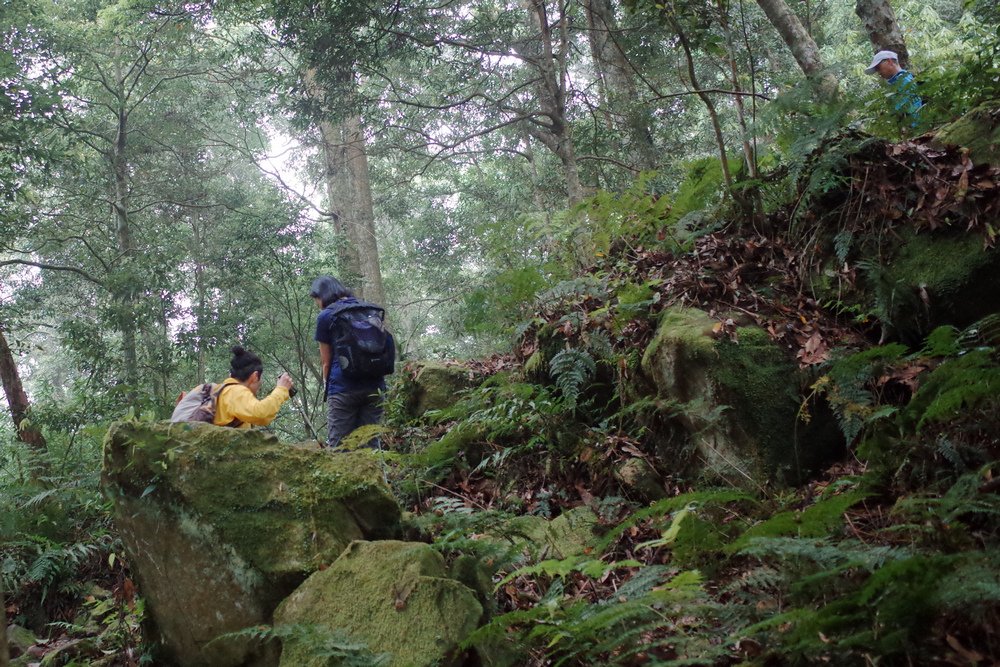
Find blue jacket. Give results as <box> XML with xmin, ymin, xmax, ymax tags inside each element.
<box><xmin>887</xmin><ymin>70</ymin><xmax>923</xmax><ymax>123</ymax></box>
<box><xmin>315</xmin><ymin>297</ymin><xmax>386</xmax><ymax>395</ymax></box>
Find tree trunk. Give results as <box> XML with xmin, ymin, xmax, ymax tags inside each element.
<box><xmin>0</xmin><ymin>574</ymin><xmax>9</xmax><ymax>667</ymax></box>
<box><xmin>520</xmin><ymin>0</ymin><xmax>586</xmax><ymax>206</ymax></box>
<box><xmin>317</xmin><ymin>116</ymin><xmax>364</xmax><ymax>288</ymax></box>
<box><xmin>342</xmin><ymin>115</ymin><xmax>385</xmax><ymax>306</ymax></box>
<box><xmin>111</xmin><ymin>49</ymin><xmax>139</xmax><ymax>397</ymax></box>
<box><xmin>855</xmin><ymin>0</ymin><xmax>909</xmax><ymax>69</ymax></box>
<box><xmin>583</xmin><ymin>0</ymin><xmax>657</xmax><ymax>171</ymax></box>
<box><xmin>672</xmin><ymin>20</ymin><xmax>735</xmax><ymax>197</ymax></box>
<box><xmin>0</xmin><ymin>325</ymin><xmax>46</xmax><ymax>452</ymax></box>
<box><xmin>307</xmin><ymin>69</ymin><xmax>385</xmax><ymax>305</ymax></box>
<box><xmin>716</xmin><ymin>0</ymin><xmax>757</xmax><ymax>180</ymax></box>
<box><xmin>755</xmin><ymin>0</ymin><xmax>838</xmax><ymax>98</ymax></box>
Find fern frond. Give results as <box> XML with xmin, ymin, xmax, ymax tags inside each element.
<box><xmin>215</xmin><ymin>623</ymin><xmax>390</xmax><ymax>666</ymax></box>
<box><xmin>549</xmin><ymin>348</ymin><xmax>596</xmax><ymax>409</ymax></box>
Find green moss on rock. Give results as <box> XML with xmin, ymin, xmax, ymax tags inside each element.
<box><xmin>615</xmin><ymin>457</ymin><xmax>667</xmax><ymax>501</ymax></box>
<box><xmin>884</xmin><ymin>229</ymin><xmax>1000</xmax><ymax>335</ymax></box>
<box><xmin>544</xmin><ymin>506</ymin><xmax>600</xmax><ymax>559</ymax></box>
<box><xmin>641</xmin><ymin>307</ymin><xmax>843</xmax><ymax>486</ymax></box>
<box><xmin>7</xmin><ymin>624</ymin><xmax>37</xmax><ymax>658</ymax></box>
<box><xmin>403</xmin><ymin>362</ymin><xmax>477</xmax><ymax>418</ymax></box>
<box><xmin>101</xmin><ymin>421</ymin><xmax>402</xmax><ymax>667</ymax></box>
<box><xmin>274</xmin><ymin>540</ymin><xmax>483</xmax><ymax>667</ymax></box>
<box><xmin>933</xmin><ymin>100</ymin><xmax>1000</xmax><ymax>166</ymax></box>
<box><xmin>640</xmin><ymin>307</ymin><xmax>717</xmax><ymax>392</ymax></box>
<box><xmin>713</xmin><ymin>327</ymin><xmax>806</xmax><ymax>479</ymax></box>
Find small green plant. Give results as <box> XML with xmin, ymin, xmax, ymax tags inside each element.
<box><xmin>548</xmin><ymin>348</ymin><xmax>597</xmax><ymax>410</ymax></box>
<box><xmin>216</xmin><ymin>623</ymin><xmax>389</xmax><ymax>666</ymax></box>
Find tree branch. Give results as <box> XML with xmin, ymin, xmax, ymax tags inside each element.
<box><xmin>0</xmin><ymin>259</ymin><xmax>105</xmax><ymax>286</ymax></box>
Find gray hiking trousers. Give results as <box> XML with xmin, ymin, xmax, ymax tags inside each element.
<box><xmin>326</xmin><ymin>389</ymin><xmax>383</xmax><ymax>450</ymax></box>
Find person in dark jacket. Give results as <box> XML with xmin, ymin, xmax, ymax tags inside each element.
<box><xmin>310</xmin><ymin>275</ymin><xmax>389</xmax><ymax>449</ymax></box>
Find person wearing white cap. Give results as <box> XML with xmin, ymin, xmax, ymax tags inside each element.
<box><xmin>865</xmin><ymin>50</ymin><xmax>923</xmax><ymax>124</ymax></box>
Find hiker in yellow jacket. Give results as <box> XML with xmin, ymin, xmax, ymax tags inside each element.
<box><xmin>214</xmin><ymin>346</ymin><xmax>294</xmax><ymax>428</ymax></box>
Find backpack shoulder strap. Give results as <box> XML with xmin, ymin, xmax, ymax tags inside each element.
<box><xmin>213</xmin><ymin>382</ymin><xmax>244</xmax><ymax>428</ymax></box>
<box><xmin>325</xmin><ymin>300</ymin><xmax>384</xmax><ymax>318</ymax></box>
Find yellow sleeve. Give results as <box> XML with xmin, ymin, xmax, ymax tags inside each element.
<box><xmin>215</xmin><ymin>383</ymin><xmax>290</xmax><ymax>427</ymax></box>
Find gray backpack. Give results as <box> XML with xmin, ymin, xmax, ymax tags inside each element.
<box><xmin>170</xmin><ymin>383</ymin><xmax>242</xmax><ymax>427</ymax></box>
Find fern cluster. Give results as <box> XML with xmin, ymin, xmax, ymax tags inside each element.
<box><xmin>548</xmin><ymin>348</ymin><xmax>597</xmax><ymax>410</ymax></box>
<box><xmin>217</xmin><ymin>623</ymin><xmax>389</xmax><ymax>666</ymax></box>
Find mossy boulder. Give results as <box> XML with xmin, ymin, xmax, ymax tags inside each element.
<box><xmin>615</xmin><ymin>457</ymin><xmax>667</xmax><ymax>501</ymax></box>
<box><xmin>101</xmin><ymin>421</ymin><xmax>402</xmax><ymax>667</ymax></box>
<box><xmin>641</xmin><ymin>306</ymin><xmax>843</xmax><ymax>486</ymax></box>
<box><xmin>402</xmin><ymin>361</ymin><xmax>477</xmax><ymax>418</ymax></box>
<box><xmin>274</xmin><ymin>540</ymin><xmax>483</xmax><ymax>667</ymax></box>
<box><xmin>544</xmin><ymin>506</ymin><xmax>600</xmax><ymax>558</ymax></box>
<box><xmin>481</xmin><ymin>507</ymin><xmax>600</xmax><ymax>562</ymax></box>
<box><xmin>933</xmin><ymin>100</ymin><xmax>1000</xmax><ymax>167</ymax></box>
<box><xmin>6</xmin><ymin>624</ymin><xmax>37</xmax><ymax>659</ymax></box>
<box><xmin>882</xmin><ymin>228</ymin><xmax>1000</xmax><ymax>338</ymax></box>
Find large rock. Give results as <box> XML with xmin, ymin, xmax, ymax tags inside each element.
<box><xmin>402</xmin><ymin>361</ymin><xmax>476</xmax><ymax>418</ymax></box>
<box><xmin>641</xmin><ymin>307</ymin><xmax>843</xmax><ymax>486</ymax></box>
<box><xmin>882</xmin><ymin>228</ymin><xmax>1000</xmax><ymax>338</ymax></box>
<box><xmin>933</xmin><ymin>100</ymin><xmax>1000</xmax><ymax>167</ymax></box>
<box><xmin>102</xmin><ymin>421</ymin><xmax>402</xmax><ymax>667</ymax></box>
<box><xmin>482</xmin><ymin>506</ymin><xmax>600</xmax><ymax>562</ymax></box>
<box><xmin>274</xmin><ymin>540</ymin><xmax>483</xmax><ymax>667</ymax></box>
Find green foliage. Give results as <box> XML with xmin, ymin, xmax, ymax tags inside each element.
<box><xmin>497</xmin><ymin>554</ymin><xmax>643</xmax><ymax>588</ymax></box>
<box><xmin>216</xmin><ymin>623</ymin><xmax>390</xmax><ymax>666</ymax></box>
<box><xmin>817</xmin><ymin>343</ymin><xmax>908</xmax><ymax>443</ymax></box>
<box><xmin>666</xmin><ymin>157</ymin><xmax>727</xmax><ymax>235</ymax></box>
<box><xmin>901</xmin><ymin>349</ymin><xmax>1000</xmax><ymax>432</ymax></box>
<box><xmin>463</xmin><ymin>265</ymin><xmax>563</xmax><ymax>337</ymax></box>
<box><xmin>741</xmin><ymin>537</ymin><xmax>910</xmax><ymax>574</ymax></box>
<box><xmin>548</xmin><ymin>348</ymin><xmax>597</xmax><ymax>410</ymax></box>
<box><xmin>893</xmin><ymin>469</ymin><xmax>1000</xmax><ymax>534</ymax></box>
<box><xmin>467</xmin><ymin>568</ymin><xmax>715</xmax><ymax>666</ymax></box>
<box><xmin>597</xmin><ymin>489</ymin><xmax>754</xmax><ymax>552</ymax></box>
<box><xmin>414</xmin><ymin>496</ymin><xmax>520</xmax><ymax>564</ymax></box>
<box><xmin>46</xmin><ymin>588</ymin><xmax>148</xmax><ymax>662</ymax></box>
<box><xmin>913</xmin><ymin>22</ymin><xmax>1000</xmax><ymax>125</ymax></box>
<box><xmin>534</xmin><ymin>276</ymin><xmax>610</xmax><ymax>316</ymax></box>
<box><xmin>728</xmin><ymin>490</ymin><xmax>869</xmax><ymax>554</ymax></box>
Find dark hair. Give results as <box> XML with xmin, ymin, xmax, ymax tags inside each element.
<box><xmin>230</xmin><ymin>346</ymin><xmax>263</xmax><ymax>381</ymax></box>
<box><xmin>309</xmin><ymin>275</ymin><xmax>354</xmax><ymax>307</ymax></box>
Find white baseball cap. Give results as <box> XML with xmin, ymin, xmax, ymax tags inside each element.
<box><xmin>865</xmin><ymin>50</ymin><xmax>898</xmax><ymax>74</ymax></box>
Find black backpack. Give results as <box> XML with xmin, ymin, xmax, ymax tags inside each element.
<box><xmin>326</xmin><ymin>300</ymin><xmax>396</xmax><ymax>380</ymax></box>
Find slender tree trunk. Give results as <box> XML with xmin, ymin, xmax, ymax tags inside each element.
<box><xmin>317</xmin><ymin>115</ymin><xmax>363</xmax><ymax>287</ymax></box>
<box><xmin>855</xmin><ymin>0</ymin><xmax>909</xmax><ymax>69</ymax></box>
<box><xmin>0</xmin><ymin>574</ymin><xmax>9</xmax><ymax>667</ymax></box>
<box><xmin>583</xmin><ymin>0</ymin><xmax>657</xmax><ymax>171</ymax></box>
<box><xmin>111</xmin><ymin>50</ymin><xmax>139</xmax><ymax>397</ymax></box>
<box><xmin>717</xmin><ymin>0</ymin><xmax>757</xmax><ymax>180</ymax></box>
<box><xmin>521</xmin><ymin>129</ymin><xmax>552</xmax><ymax>229</ymax></box>
<box><xmin>0</xmin><ymin>325</ymin><xmax>46</xmax><ymax>452</ymax></box>
<box><xmin>193</xmin><ymin>219</ymin><xmax>207</xmax><ymax>384</ymax></box>
<box><xmin>672</xmin><ymin>20</ymin><xmax>735</xmax><ymax>197</ymax></box>
<box><xmin>755</xmin><ymin>0</ymin><xmax>838</xmax><ymax>98</ymax></box>
<box><xmin>520</xmin><ymin>0</ymin><xmax>586</xmax><ymax>206</ymax></box>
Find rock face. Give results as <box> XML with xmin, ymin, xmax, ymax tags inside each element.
<box><xmin>933</xmin><ymin>100</ymin><xmax>1000</xmax><ymax>167</ymax></box>
<box><xmin>641</xmin><ymin>307</ymin><xmax>843</xmax><ymax>486</ymax></box>
<box><xmin>102</xmin><ymin>421</ymin><xmax>402</xmax><ymax>667</ymax></box>
<box><xmin>401</xmin><ymin>361</ymin><xmax>476</xmax><ymax>418</ymax></box>
<box><xmin>486</xmin><ymin>506</ymin><xmax>600</xmax><ymax>561</ymax></box>
<box><xmin>274</xmin><ymin>540</ymin><xmax>483</xmax><ymax>667</ymax></box>
<box><xmin>882</xmin><ymin>228</ymin><xmax>1000</xmax><ymax>338</ymax></box>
